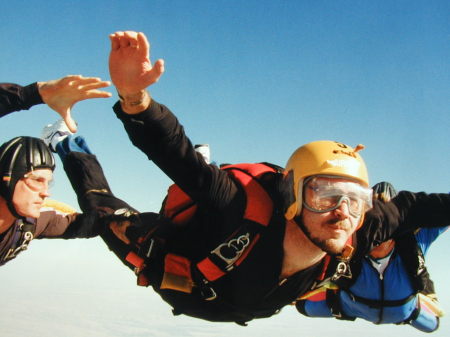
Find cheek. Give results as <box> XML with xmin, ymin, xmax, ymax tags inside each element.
<box><xmin>13</xmin><ymin>199</ymin><xmax>33</xmax><ymax>216</ymax></box>
<box><xmin>12</xmin><ymin>187</ymin><xmax>38</xmax><ymax>217</ymax></box>
<box><xmin>301</xmin><ymin>210</ymin><xmax>326</xmax><ymax>232</ymax></box>
<box><xmin>349</xmin><ymin>215</ymin><xmax>361</xmax><ymax>230</ymax></box>
<box><xmin>302</xmin><ymin>208</ymin><xmax>326</xmax><ymax>223</ymax></box>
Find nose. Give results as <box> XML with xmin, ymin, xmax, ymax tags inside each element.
<box><xmin>333</xmin><ymin>199</ymin><xmax>351</xmax><ymax>219</ymax></box>
<box><xmin>39</xmin><ymin>186</ymin><xmax>51</xmax><ymax>199</ymax></box>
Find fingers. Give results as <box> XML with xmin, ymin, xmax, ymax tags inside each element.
<box><xmin>124</xmin><ymin>31</ymin><xmax>139</xmax><ymax>48</ymax></box>
<box><xmin>109</xmin><ymin>34</ymin><xmax>120</xmax><ymax>51</ymax></box>
<box><xmin>72</xmin><ymin>76</ymin><xmax>110</xmax><ymax>86</ymax></box>
<box><xmin>110</xmin><ymin>31</ymin><xmax>148</xmax><ymax>54</ymax></box>
<box><xmin>110</xmin><ymin>31</ymin><xmax>136</xmax><ymax>50</ymax></box>
<box><xmin>83</xmin><ymin>90</ymin><xmax>112</xmax><ymax>99</ymax></box>
<box><xmin>45</xmin><ymin>75</ymin><xmax>112</xmax><ymax>130</ymax></box>
<box><xmin>60</xmin><ymin>74</ymin><xmax>83</xmax><ymax>83</ymax></box>
<box><xmin>109</xmin><ymin>220</ymin><xmax>131</xmax><ymax>244</ymax></box>
<box><xmin>72</xmin><ymin>78</ymin><xmax>111</xmax><ymax>90</ymax></box>
<box><xmin>59</xmin><ymin>75</ymin><xmax>111</xmax><ymax>89</ymax></box>
<box><xmin>110</xmin><ymin>31</ymin><xmax>138</xmax><ymax>49</ymax></box>
<box><xmin>137</xmin><ymin>32</ymin><xmax>150</xmax><ymax>56</ymax></box>
<box><xmin>66</xmin><ymin>77</ymin><xmax>112</xmax><ymax>96</ymax></box>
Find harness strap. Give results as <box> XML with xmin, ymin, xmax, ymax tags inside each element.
<box><xmin>296</xmin><ymin>255</ymin><xmax>332</xmax><ymax>301</ymax></box>
<box><xmin>1</xmin><ymin>219</ymin><xmax>36</xmax><ymax>264</ymax></box>
<box><xmin>160</xmin><ymin>254</ymin><xmax>193</xmax><ymax>293</ymax></box>
<box><xmin>326</xmin><ymin>289</ymin><xmax>356</xmax><ymax>321</ymax></box>
<box><xmin>196</xmin><ymin>165</ymin><xmax>274</xmax><ymax>282</ymax></box>
<box><xmin>164</xmin><ymin>184</ymin><xmax>197</xmax><ymax>226</ymax></box>
<box><xmin>347</xmin><ymin>291</ymin><xmax>417</xmax><ymax>308</ymax></box>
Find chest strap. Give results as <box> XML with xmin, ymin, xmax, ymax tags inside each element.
<box><xmin>196</xmin><ymin>164</ymin><xmax>274</xmax><ymax>282</ymax></box>
<box><xmin>0</xmin><ymin>219</ymin><xmax>36</xmax><ymax>264</ymax></box>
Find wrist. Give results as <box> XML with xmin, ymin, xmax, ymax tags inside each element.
<box><xmin>117</xmin><ymin>89</ymin><xmax>151</xmax><ymax>114</ymax></box>
<box><xmin>27</xmin><ymin>82</ymin><xmax>45</xmax><ymax>105</ymax></box>
<box><xmin>36</xmin><ymin>81</ymin><xmax>49</xmax><ymax>101</ymax></box>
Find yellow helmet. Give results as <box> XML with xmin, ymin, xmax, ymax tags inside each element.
<box><xmin>284</xmin><ymin>140</ymin><xmax>369</xmax><ymax>220</ymax></box>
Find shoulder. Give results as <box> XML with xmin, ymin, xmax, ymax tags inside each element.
<box><xmin>41</xmin><ymin>199</ymin><xmax>77</xmax><ymax>214</ymax></box>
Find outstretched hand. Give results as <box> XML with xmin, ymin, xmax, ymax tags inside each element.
<box><xmin>38</xmin><ymin>75</ymin><xmax>111</xmax><ymax>132</ymax></box>
<box><xmin>109</xmin><ymin>31</ymin><xmax>164</xmax><ymax>96</ymax></box>
<box><xmin>109</xmin><ymin>220</ymin><xmax>131</xmax><ymax>244</ymax></box>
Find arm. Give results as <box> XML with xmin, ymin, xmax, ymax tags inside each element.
<box><xmin>35</xmin><ymin>209</ymin><xmax>103</xmax><ymax>239</ymax></box>
<box><xmin>0</xmin><ymin>82</ymin><xmax>43</xmax><ymax>117</ymax></box>
<box><xmin>296</xmin><ymin>289</ymin><xmax>336</xmax><ymax>319</ymax></box>
<box><xmin>108</xmin><ymin>31</ymin><xmax>163</xmax><ymax>115</ymax></box>
<box><xmin>357</xmin><ymin>191</ymin><xmax>450</xmax><ymax>256</ymax></box>
<box><xmin>1</xmin><ymin>76</ymin><xmax>111</xmax><ymax>132</ymax></box>
<box><xmin>62</xmin><ymin>150</ymin><xmax>135</xmax><ymax>213</ymax></box>
<box><xmin>112</xmin><ymin>99</ymin><xmax>227</xmax><ymax>201</ymax></box>
<box><xmin>415</xmin><ymin>226</ymin><xmax>448</xmax><ymax>256</ymax></box>
<box><xmin>109</xmin><ymin>31</ymin><xmax>238</xmax><ymax>207</ymax></box>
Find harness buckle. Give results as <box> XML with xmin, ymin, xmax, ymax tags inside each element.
<box><xmin>200</xmin><ymin>285</ymin><xmax>217</xmax><ymax>301</ymax></box>
<box><xmin>3</xmin><ymin>230</ymin><xmax>34</xmax><ymax>262</ymax></box>
<box><xmin>331</xmin><ymin>261</ymin><xmax>353</xmax><ymax>281</ymax></box>
<box><xmin>143</xmin><ymin>238</ymin><xmax>155</xmax><ymax>259</ymax></box>
<box><xmin>211</xmin><ymin>232</ymin><xmax>250</xmax><ymax>268</ymax></box>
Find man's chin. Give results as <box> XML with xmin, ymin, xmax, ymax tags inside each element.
<box><xmin>18</xmin><ymin>208</ymin><xmax>40</xmax><ymax>219</ymax></box>
<box><xmin>313</xmin><ymin>237</ymin><xmax>347</xmax><ymax>255</ymax></box>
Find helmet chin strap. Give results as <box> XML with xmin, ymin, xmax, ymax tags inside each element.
<box><xmin>293</xmin><ymin>216</ymin><xmax>316</xmax><ymax>246</ymax></box>
<box><xmin>2</xmin><ymin>186</ymin><xmax>24</xmax><ymax>220</ymax></box>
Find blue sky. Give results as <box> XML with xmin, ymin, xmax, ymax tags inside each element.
<box><xmin>1</xmin><ymin>1</ymin><xmax>449</xmax><ymax>336</ymax></box>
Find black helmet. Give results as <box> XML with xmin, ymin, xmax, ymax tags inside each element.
<box><xmin>0</xmin><ymin>136</ymin><xmax>55</xmax><ymax>217</ymax></box>
<box><xmin>372</xmin><ymin>181</ymin><xmax>397</xmax><ymax>203</ymax></box>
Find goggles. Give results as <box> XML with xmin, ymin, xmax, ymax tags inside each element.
<box><xmin>302</xmin><ymin>176</ymin><xmax>373</xmax><ymax>217</ymax></box>
<box><xmin>22</xmin><ymin>173</ymin><xmax>53</xmax><ymax>192</ymax></box>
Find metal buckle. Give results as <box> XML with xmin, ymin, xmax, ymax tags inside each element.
<box><xmin>211</xmin><ymin>233</ymin><xmax>250</xmax><ymax>269</ymax></box>
<box><xmin>200</xmin><ymin>283</ymin><xmax>217</xmax><ymax>301</ymax></box>
<box><xmin>331</xmin><ymin>261</ymin><xmax>353</xmax><ymax>281</ymax></box>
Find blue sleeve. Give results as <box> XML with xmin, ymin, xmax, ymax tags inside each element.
<box><xmin>415</xmin><ymin>226</ymin><xmax>449</xmax><ymax>256</ymax></box>
<box><xmin>295</xmin><ymin>291</ymin><xmax>334</xmax><ymax>318</ymax></box>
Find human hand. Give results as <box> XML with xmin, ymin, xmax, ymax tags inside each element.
<box><xmin>38</xmin><ymin>75</ymin><xmax>111</xmax><ymax>132</ymax></box>
<box><xmin>109</xmin><ymin>31</ymin><xmax>164</xmax><ymax>96</ymax></box>
<box><xmin>109</xmin><ymin>220</ymin><xmax>131</xmax><ymax>244</ymax></box>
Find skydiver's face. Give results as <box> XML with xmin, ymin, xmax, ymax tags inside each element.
<box><xmin>299</xmin><ymin>176</ymin><xmax>366</xmax><ymax>255</ymax></box>
<box><xmin>12</xmin><ymin>169</ymin><xmax>53</xmax><ymax>218</ymax></box>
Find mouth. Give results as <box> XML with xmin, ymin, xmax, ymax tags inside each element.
<box><xmin>325</xmin><ymin>220</ymin><xmax>349</xmax><ymax>232</ymax></box>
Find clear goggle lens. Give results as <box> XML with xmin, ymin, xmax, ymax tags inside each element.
<box><xmin>23</xmin><ymin>173</ymin><xmax>53</xmax><ymax>192</ymax></box>
<box><xmin>302</xmin><ymin>176</ymin><xmax>373</xmax><ymax>217</ymax></box>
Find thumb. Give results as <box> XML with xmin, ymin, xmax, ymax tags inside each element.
<box><xmin>154</xmin><ymin>59</ymin><xmax>165</xmax><ymax>75</ymax></box>
<box><xmin>61</xmin><ymin>109</ymin><xmax>78</xmax><ymax>133</ymax></box>
<box><xmin>147</xmin><ymin>59</ymin><xmax>165</xmax><ymax>84</ymax></box>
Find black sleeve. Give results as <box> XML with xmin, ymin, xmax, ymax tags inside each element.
<box><xmin>113</xmin><ymin>100</ymin><xmax>240</xmax><ymax>212</ymax></box>
<box><xmin>356</xmin><ymin>191</ymin><xmax>450</xmax><ymax>256</ymax></box>
<box><xmin>35</xmin><ymin>151</ymin><xmax>136</xmax><ymax>240</ymax></box>
<box><xmin>62</xmin><ymin>151</ymin><xmax>135</xmax><ymax>213</ymax></box>
<box><xmin>0</xmin><ymin>82</ymin><xmax>44</xmax><ymax>117</ymax></box>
